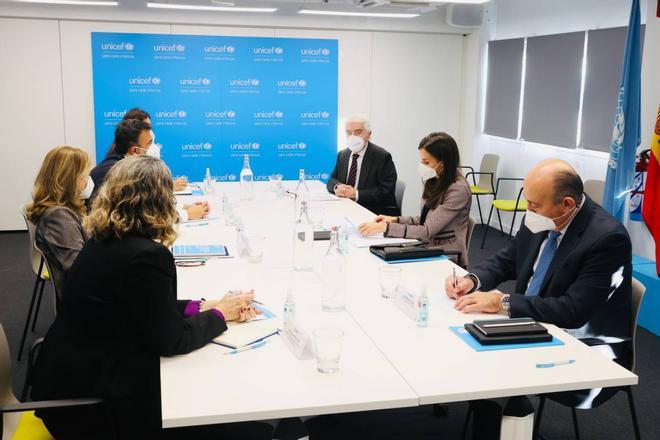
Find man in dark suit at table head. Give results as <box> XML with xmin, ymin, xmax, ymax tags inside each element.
<box><xmin>326</xmin><ymin>115</ymin><xmax>398</xmax><ymax>215</ymax></box>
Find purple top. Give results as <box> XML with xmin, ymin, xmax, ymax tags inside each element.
<box><xmin>184</xmin><ymin>300</ymin><xmax>225</xmax><ymax>321</ymax></box>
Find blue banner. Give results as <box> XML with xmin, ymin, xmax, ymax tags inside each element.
<box><xmin>91</xmin><ymin>32</ymin><xmax>338</xmax><ymax>182</ymax></box>
<box><xmin>603</xmin><ymin>0</ymin><xmax>642</xmax><ymax>222</ymax></box>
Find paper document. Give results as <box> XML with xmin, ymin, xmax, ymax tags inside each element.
<box><xmin>172</xmin><ymin>244</ymin><xmax>229</xmax><ymax>259</ymax></box>
<box><xmin>213</xmin><ymin>303</ymin><xmax>279</xmax><ymax>348</ymax></box>
<box><xmin>346</xmin><ymin>226</ymin><xmax>417</xmax><ymax>248</ymax></box>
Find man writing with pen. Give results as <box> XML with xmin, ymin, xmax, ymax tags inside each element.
<box><xmin>444</xmin><ymin>159</ymin><xmax>633</xmax><ymax>439</ymax></box>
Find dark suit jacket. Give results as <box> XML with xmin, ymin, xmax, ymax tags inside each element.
<box><xmin>90</xmin><ymin>153</ymin><xmax>123</xmax><ymax>202</ymax></box>
<box><xmin>472</xmin><ymin>196</ymin><xmax>632</xmax><ymax>344</ymax></box>
<box><xmin>326</xmin><ymin>142</ymin><xmax>398</xmax><ymax>215</ymax></box>
<box><xmin>31</xmin><ymin>235</ymin><xmax>227</xmax><ymax>436</ymax></box>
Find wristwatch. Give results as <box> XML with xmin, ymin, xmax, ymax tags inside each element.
<box><xmin>500</xmin><ymin>294</ymin><xmax>511</xmax><ymax>316</ymax></box>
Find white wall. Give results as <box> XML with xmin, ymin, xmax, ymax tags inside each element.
<box><xmin>463</xmin><ymin>0</ymin><xmax>657</xmax><ymax>261</ymax></box>
<box><xmin>0</xmin><ymin>17</ymin><xmax>464</xmax><ymax>229</ymax></box>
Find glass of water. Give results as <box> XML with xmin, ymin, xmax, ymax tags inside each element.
<box><xmin>313</xmin><ymin>328</ymin><xmax>344</xmax><ymax>374</ymax></box>
<box><xmin>308</xmin><ymin>207</ymin><xmax>325</xmax><ymax>230</ymax></box>
<box><xmin>224</xmin><ymin>203</ymin><xmax>238</xmax><ymax>226</ymax></box>
<box><xmin>379</xmin><ymin>266</ymin><xmax>402</xmax><ymax>299</ymax></box>
<box><xmin>247</xmin><ymin>235</ymin><xmax>266</xmax><ymax>263</ymax></box>
<box><xmin>269</xmin><ymin>174</ymin><xmax>284</xmax><ymax>197</ymax></box>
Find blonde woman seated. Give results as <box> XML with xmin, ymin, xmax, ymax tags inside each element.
<box><xmin>31</xmin><ymin>156</ymin><xmax>270</xmax><ymax>439</ymax></box>
<box><xmin>358</xmin><ymin>132</ymin><xmax>472</xmax><ymax>267</ymax></box>
<box><xmin>26</xmin><ymin>146</ymin><xmax>93</xmax><ymax>300</ymax></box>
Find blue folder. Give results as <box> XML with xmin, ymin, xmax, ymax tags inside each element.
<box><xmin>450</xmin><ymin>326</ymin><xmax>564</xmax><ymax>352</ymax></box>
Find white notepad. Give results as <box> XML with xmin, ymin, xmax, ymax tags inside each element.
<box><xmin>213</xmin><ymin>304</ymin><xmax>278</xmax><ymax>348</ymax></box>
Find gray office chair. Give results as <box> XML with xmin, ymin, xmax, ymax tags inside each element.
<box><xmin>17</xmin><ymin>206</ymin><xmax>52</xmax><ymax>362</ymax></box>
<box><xmin>0</xmin><ymin>321</ymin><xmax>103</xmax><ymax>438</ymax></box>
<box><xmin>533</xmin><ymin>277</ymin><xmax>645</xmax><ymax>440</ymax></box>
<box><xmin>394</xmin><ymin>180</ymin><xmax>407</xmax><ymax>217</ymax></box>
<box><xmin>583</xmin><ymin>180</ymin><xmax>605</xmax><ymax>206</ymax></box>
<box><xmin>460</xmin><ymin>154</ymin><xmax>500</xmax><ymax>224</ymax></box>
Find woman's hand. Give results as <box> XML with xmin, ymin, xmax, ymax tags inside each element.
<box><xmin>173</xmin><ymin>176</ymin><xmax>188</xmax><ymax>191</ymax></box>
<box><xmin>213</xmin><ymin>290</ymin><xmax>256</xmax><ymax>322</ymax></box>
<box><xmin>358</xmin><ymin>221</ymin><xmax>387</xmax><ymax>236</ymax></box>
<box><xmin>374</xmin><ymin>215</ymin><xmax>398</xmax><ymax>224</ymax></box>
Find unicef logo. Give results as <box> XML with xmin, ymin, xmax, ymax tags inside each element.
<box><xmin>321</xmin><ymin>48</ymin><xmax>330</xmax><ymax>56</ymax></box>
<box><xmin>202</xmin><ymin>78</ymin><xmax>211</xmax><ymax>86</ymax></box>
<box><xmin>203</xmin><ymin>142</ymin><xmax>212</xmax><ymax>150</ymax></box>
<box><xmin>298</xmin><ymin>142</ymin><xmax>307</xmax><ymax>150</ymax></box>
<box><xmin>274</xmin><ymin>47</ymin><xmax>284</xmax><ymax>55</ymax></box>
<box><xmin>227</xmin><ymin>46</ymin><xmax>236</xmax><ymax>54</ymax></box>
<box><xmin>178</xmin><ymin>110</ymin><xmax>187</xmax><ymax>118</ymax></box>
<box><xmin>321</xmin><ymin>111</ymin><xmax>330</xmax><ymax>119</ymax></box>
<box><xmin>297</xmin><ymin>80</ymin><xmax>307</xmax><ymax>87</ymax></box>
<box><xmin>321</xmin><ymin>173</ymin><xmax>330</xmax><ymax>180</ymax></box>
<box><xmin>228</xmin><ymin>174</ymin><xmax>237</xmax><ymax>181</ymax></box>
<box><xmin>251</xmin><ymin>143</ymin><xmax>261</xmax><ymax>150</ymax></box>
<box><xmin>176</xmin><ymin>44</ymin><xmax>185</xmax><ymax>52</ymax></box>
<box><xmin>275</xmin><ymin>111</ymin><xmax>284</xmax><ymax>119</ymax></box>
<box><xmin>152</xmin><ymin>77</ymin><xmax>161</xmax><ymax>85</ymax></box>
<box><xmin>250</xmin><ymin>79</ymin><xmax>260</xmax><ymax>87</ymax></box>
<box><xmin>125</xmin><ymin>43</ymin><xmax>135</xmax><ymax>51</ymax></box>
<box><xmin>227</xmin><ymin>111</ymin><xmax>236</xmax><ymax>118</ymax></box>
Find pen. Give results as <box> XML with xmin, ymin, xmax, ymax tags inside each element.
<box><xmin>185</xmin><ymin>222</ymin><xmax>209</xmax><ymax>227</ymax></box>
<box><xmin>223</xmin><ymin>339</ymin><xmax>268</xmax><ymax>355</ymax></box>
<box><xmin>536</xmin><ymin>359</ymin><xmax>575</xmax><ymax>368</ymax></box>
<box><xmin>344</xmin><ymin>217</ymin><xmax>355</xmax><ymax>227</ymax></box>
<box><xmin>453</xmin><ymin>267</ymin><xmax>457</xmax><ymax>290</ymax></box>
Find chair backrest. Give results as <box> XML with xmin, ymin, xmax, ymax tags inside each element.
<box><xmin>583</xmin><ymin>180</ymin><xmax>605</xmax><ymax>206</ymax></box>
<box><xmin>629</xmin><ymin>277</ymin><xmax>646</xmax><ymax>373</ymax></box>
<box><xmin>18</xmin><ymin>205</ymin><xmax>44</xmax><ymax>278</ymax></box>
<box><xmin>395</xmin><ymin>180</ymin><xmax>407</xmax><ymax>216</ymax></box>
<box><xmin>465</xmin><ymin>216</ymin><xmax>476</xmax><ymax>251</ymax></box>
<box><xmin>477</xmin><ymin>154</ymin><xmax>499</xmax><ymax>191</ymax></box>
<box><xmin>0</xmin><ymin>322</ymin><xmax>20</xmax><ymax>438</ymax></box>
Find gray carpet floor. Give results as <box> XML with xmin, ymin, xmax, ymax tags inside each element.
<box><xmin>1</xmin><ymin>225</ymin><xmax>658</xmax><ymax>439</ymax></box>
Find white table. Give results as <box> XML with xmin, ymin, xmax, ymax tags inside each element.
<box><xmin>160</xmin><ymin>181</ymin><xmax>637</xmax><ymax>428</ymax></box>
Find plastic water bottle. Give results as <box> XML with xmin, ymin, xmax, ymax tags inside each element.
<box><xmin>235</xmin><ymin>219</ymin><xmax>249</xmax><ymax>258</ymax></box>
<box><xmin>240</xmin><ymin>154</ymin><xmax>254</xmax><ymax>200</ymax></box>
<box><xmin>338</xmin><ymin>224</ymin><xmax>350</xmax><ymax>255</ymax></box>
<box><xmin>416</xmin><ymin>288</ymin><xmax>429</xmax><ymax>328</ymax></box>
<box><xmin>294</xmin><ymin>168</ymin><xmax>309</xmax><ymax>219</ymax></box>
<box><xmin>283</xmin><ymin>290</ymin><xmax>296</xmax><ymax>327</ymax></box>
<box><xmin>293</xmin><ymin>200</ymin><xmax>314</xmax><ymax>271</ymax></box>
<box><xmin>321</xmin><ymin>228</ymin><xmax>346</xmax><ymax>312</ymax></box>
<box><xmin>204</xmin><ymin>167</ymin><xmax>214</xmax><ymax>194</ymax></box>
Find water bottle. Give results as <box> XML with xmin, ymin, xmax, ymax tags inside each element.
<box><xmin>293</xmin><ymin>200</ymin><xmax>314</xmax><ymax>271</ymax></box>
<box><xmin>416</xmin><ymin>287</ymin><xmax>429</xmax><ymax>328</ymax></box>
<box><xmin>338</xmin><ymin>224</ymin><xmax>350</xmax><ymax>255</ymax></box>
<box><xmin>221</xmin><ymin>193</ymin><xmax>229</xmax><ymax>214</ymax></box>
<box><xmin>321</xmin><ymin>228</ymin><xmax>346</xmax><ymax>312</ymax></box>
<box><xmin>283</xmin><ymin>289</ymin><xmax>296</xmax><ymax>327</ymax></box>
<box><xmin>294</xmin><ymin>168</ymin><xmax>309</xmax><ymax>219</ymax></box>
<box><xmin>240</xmin><ymin>154</ymin><xmax>254</xmax><ymax>200</ymax></box>
<box><xmin>204</xmin><ymin>167</ymin><xmax>214</xmax><ymax>194</ymax></box>
<box><xmin>235</xmin><ymin>219</ymin><xmax>249</xmax><ymax>258</ymax></box>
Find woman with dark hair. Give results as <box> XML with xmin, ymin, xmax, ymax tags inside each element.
<box><xmin>31</xmin><ymin>156</ymin><xmax>269</xmax><ymax>439</ymax></box>
<box><xmin>358</xmin><ymin>132</ymin><xmax>472</xmax><ymax>267</ymax></box>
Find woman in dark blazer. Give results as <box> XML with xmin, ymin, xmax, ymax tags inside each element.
<box><xmin>31</xmin><ymin>156</ymin><xmax>266</xmax><ymax>439</ymax></box>
<box><xmin>358</xmin><ymin>132</ymin><xmax>472</xmax><ymax>267</ymax></box>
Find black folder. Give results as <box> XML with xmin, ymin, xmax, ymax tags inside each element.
<box><xmin>464</xmin><ymin>318</ymin><xmax>552</xmax><ymax>345</ymax></box>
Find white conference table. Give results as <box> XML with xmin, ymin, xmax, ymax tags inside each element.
<box><xmin>160</xmin><ymin>180</ymin><xmax>637</xmax><ymax>428</ymax></box>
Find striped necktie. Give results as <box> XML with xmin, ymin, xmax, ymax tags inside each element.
<box><xmin>346</xmin><ymin>153</ymin><xmax>359</xmax><ymax>187</ymax></box>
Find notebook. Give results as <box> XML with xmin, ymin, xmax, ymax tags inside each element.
<box><xmin>213</xmin><ymin>303</ymin><xmax>279</xmax><ymax>349</ymax></box>
<box><xmin>464</xmin><ymin>318</ymin><xmax>552</xmax><ymax>345</ymax></box>
<box><xmin>171</xmin><ymin>245</ymin><xmax>229</xmax><ymax>259</ymax></box>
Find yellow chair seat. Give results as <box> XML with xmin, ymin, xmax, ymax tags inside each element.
<box><xmin>492</xmin><ymin>199</ymin><xmax>527</xmax><ymax>211</ymax></box>
<box><xmin>41</xmin><ymin>268</ymin><xmax>49</xmax><ymax>280</ymax></box>
<box><xmin>12</xmin><ymin>411</ymin><xmax>53</xmax><ymax>440</ymax></box>
<box><xmin>470</xmin><ymin>185</ymin><xmax>493</xmax><ymax>195</ymax></box>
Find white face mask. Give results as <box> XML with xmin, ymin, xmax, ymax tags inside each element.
<box><xmin>347</xmin><ymin>135</ymin><xmax>365</xmax><ymax>153</ymax></box>
<box><xmin>524</xmin><ymin>206</ymin><xmax>576</xmax><ymax>234</ymax></box>
<box><xmin>417</xmin><ymin>162</ymin><xmax>439</xmax><ymax>182</ymax></box>
<box><xmin>146</xmin><ymin>143</ymin><xmax>161</xmax><ymax>159</ymax></box>
<box><xmin>80</xmin><ymin>176</ymin><xmax>94</xmax><ymax>200</ymax></box>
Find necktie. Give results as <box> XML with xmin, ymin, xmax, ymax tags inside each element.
<box><xmin>346</xmin><ymin>153</ymin><xmax>360</xmax><ymax>187</ymax></box>
<box><xmin>525</xmin><ymin>231</ymin><xmax>561</xmax><ymax>296</ymax></box>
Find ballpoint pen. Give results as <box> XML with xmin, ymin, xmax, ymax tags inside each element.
<box><xmin>223</xmin><ymin>339</ymin><xmax>268</xmax><ymax>355</ymax></box>
<box><xmin>536</xmin><ymin>359</ymin><xmax>575</xmax><ymax>368</ymax></box>
<box><xmin>453</xmin><ymin>267</ymin><xmax>457</xmax><ymax>290</ymax></box>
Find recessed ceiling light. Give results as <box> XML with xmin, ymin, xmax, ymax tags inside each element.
<box><xmin>146</xmin><ymin>2</ymin><xmax>277</xmax><ymax>13</ymax></box>
<box><xmin>11</xmin><ymin>0</ymin><xmax>118</xmax><ymax>5</ymax></box>
<box><xmin>298</xmin><ymin>9</ymin><xmax>419</xmax><ymax>18</ymax></box>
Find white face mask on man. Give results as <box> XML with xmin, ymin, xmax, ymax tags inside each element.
<box><xmin>146</xmin><ymin>143</ymin><xmax>161</xmax><ymax>159</ymax></box>
<box><xmin>417</xmin><ymin>162</ymin><xmax>440</xmax><ymax>182</ymax></box>
<box><xmin>80</xmin><ymin>176</ymin><xmax>94</xmax><ymax>200</ymax></box>
<box><xmin>347</xmin><ymin>135</ymin><xmax>365</xmax><ymax>153</ymax></box>
<box><xmin>524</xmin><ymin>205</ymin><xmax>577</xmax><ymax>234</ymax></box>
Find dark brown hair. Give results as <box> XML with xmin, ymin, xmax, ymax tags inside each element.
<box><xmin>419</xmin><ymin>132</ymin><xmax>461</xmax><ymax>209</ymax></box>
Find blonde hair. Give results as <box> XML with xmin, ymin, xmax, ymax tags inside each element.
<box><xmin>26</xmin><ymin>146</ymin><xmax>91</xmax><ymax>224</ymax></box>
<box><xmin>85</xmin><ymin>155</ymin><xmax>178</xmax><ymax>246</ymax></box>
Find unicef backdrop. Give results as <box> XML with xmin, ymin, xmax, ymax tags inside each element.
<box><xmin>91</xmin><ymin>32</ymin><xmax>338</xmax><ymax>182</ymax></box>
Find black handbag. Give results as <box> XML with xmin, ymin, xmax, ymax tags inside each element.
<box><xmin>369</xmin><ymin>241</ymin><xmax>461</xmax><ymax>262</ymax></box>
